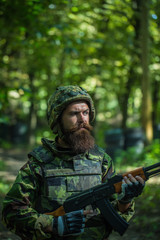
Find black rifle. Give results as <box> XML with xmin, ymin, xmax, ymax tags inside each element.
<box><xmin>46</xmin><ymin>162</ymin><xmax>160</xmax><ymax>236</ymax></box>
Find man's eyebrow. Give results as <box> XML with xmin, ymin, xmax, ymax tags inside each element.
<box><xmin>68</xmin><ymin>110</ymin><xmax>79</xmax><ymax>114</ymax></box>
<box><xmin>84</xmin><ymin>108</ymin><xmax>89</xmax><ymax>112</ymax></box>
<box><xmin>69</xmin><ymin>108</ymin><xmax>89</xmax><ymax>113</ymax></box>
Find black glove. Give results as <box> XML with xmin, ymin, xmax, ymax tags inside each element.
<box><xmin>52</xmin><ymin>210</ymin><xmax>85</xmax><ymax>236</ymax></box>
<box><xmin>118</xmin><ymin>180</ymin><xmax>145</xmax><ymax>204</ymax></box>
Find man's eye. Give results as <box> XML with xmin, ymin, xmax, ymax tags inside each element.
<box><xmin>84</xmin><ymin>111</ymin><xmax>89</xmax><ymax>115</ymax></box>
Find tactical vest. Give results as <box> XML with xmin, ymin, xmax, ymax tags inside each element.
<box><xmin>28</xmin><ymin>138</ymin><xmax>105</xmax><ymax>214</ymax></box>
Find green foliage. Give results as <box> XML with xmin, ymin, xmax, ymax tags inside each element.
<box><xmin>0</xmin><ymin>160</ymin><xmax>6</xmax><ymax>171</ymax></box>
<box><xmin>115</xmin><ymin>139</ymin><xmax>160</xmax><ymax>169</ymax></box>
<box><xmin>0</xmin><ymin>0</ymin><xmax>160</xmax><ymax>145</ymax></box>
<box><xmin>0</xmin><ymin>140</ymin><xmax>12</xmax><ymax>149</ymax></box>
<box><xmin>0</xmin><ymin>161</ymin><xmax>11</xmax><ymax>195</ymax></box>
<box><xmin>0</xmin><ymin>179</ymin><xmax>11</xmax><ymax>195</ymax></box>
<box><xmin>132</xmin><ymin>184</ymin><xmax>160</xmax><ymax>239</ymax></box>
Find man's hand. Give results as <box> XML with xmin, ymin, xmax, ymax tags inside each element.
<box><xmin>52</xmin><ymin>210</ymin><xmax>86</xmax><ymax>237</ymax></box>
<box><xmin>119</xmin><ymin>174</ymin><xmax>145</xmax><ymax>203</ymax></box>
<box><xmin>123</xmin><ymin>174</ymin><xmax>145</xmax><ymax>189</ymax></box>
<box><xmin>118</xmin><ymin>174</ymin><xmax>145</xmax><ymax>212</ymax></box>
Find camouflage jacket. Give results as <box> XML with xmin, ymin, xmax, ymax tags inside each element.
<box><xmin>2</xmin><ymin>138</ymin><xmax>134</xmax><ymax>240</ymax></box>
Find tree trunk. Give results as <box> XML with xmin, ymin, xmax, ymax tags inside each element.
<box><xmin>27</xmin><ymin>72</ymin><xmax>37</xmax><ymax>146</ymax></box>
<box><xmin>120</xmin><ymin>0</ymin><xmax>141</xmax><ymax>130</ymax></box>
<box><xmin>152</xmin><ymin>79</ymin><xmax>160</xmax><ymax>125</ymax></box>
<box><xmin>140</xmin><ymin>0</ymin><xmax>153</xmax><ymax>143</ymax></box>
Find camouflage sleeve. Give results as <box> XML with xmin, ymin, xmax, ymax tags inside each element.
<box><xmin>2</xmin><ymin>159</ymin><xmax>53</xmax><ymax>240</ymax></box>
<box><xmin>102</xmin><ymin>152</ymin><xmax>115</xmax><ymax>181</ymax></box>
<box><xmin>101</xmin><ymin>152</ymin><xmax>135</xmax><ymax>223</ymax></box>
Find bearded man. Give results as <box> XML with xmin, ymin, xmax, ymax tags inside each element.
<box><xmin>2</xmin><ymin>86</ymin><xmax>145</xmax><ymax>240</ymax></box>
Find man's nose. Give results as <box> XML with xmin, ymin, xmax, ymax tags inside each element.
<box><xmin>78</xmin><ymin>113</ymin><xmax>86</xmax><ymax>123</ymax></box>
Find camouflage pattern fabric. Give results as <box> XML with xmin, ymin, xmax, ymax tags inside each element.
<box><xmin>2</xmin><ymin>138</ymin><xmax>135</xmax><ymax>240</ymax></box>
<box><xmin>47</xmin><ymin>86</ymin><xmax>95</xmax><ymax>133</ymax></box>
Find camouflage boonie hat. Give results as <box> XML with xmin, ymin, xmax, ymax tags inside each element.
<box><xmin>47</xmin><ymin>85</ymin><xmax>95</xmax><ymax>133</ymax></box>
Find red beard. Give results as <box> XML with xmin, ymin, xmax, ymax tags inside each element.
<box><xmin>62</xmin><ymin>123</ymin><xmax>95</xmax><ymax>154</ymax></box>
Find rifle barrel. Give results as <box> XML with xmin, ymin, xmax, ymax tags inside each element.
<box><xmin>145</xmin><ymin>162</ymin><xmax>160</xmax><ymax>171</ymax></box>
<box><xmin>144</xmin><ymin>162</ymin><xmax>160</xmax><ymax>179</ymax></box>
<box><xmin>146</xmin><ymin>169</ymin><xmax>160</xmax><ymax>178</ymax></box>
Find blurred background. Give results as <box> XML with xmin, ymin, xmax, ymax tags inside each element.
<box><xmin>0</xmin><ymin>0</ymin><xmax>160</xmax><ymax>239</ymax></box>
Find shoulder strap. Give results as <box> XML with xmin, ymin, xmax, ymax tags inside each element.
<box><xmin>28</xmin><ymin>145</ymin><xmax>54</xmax><ymax>163</ymax></box>
<box><xmin>88</xmin><ymin>145</ymin><xmax>105</xmax><ymax>160</ymax></box>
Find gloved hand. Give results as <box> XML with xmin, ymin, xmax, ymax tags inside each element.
<box><xmin>118</xmin><ymin>174</ymin><xmax>145</xmax><ymax>204</ymax></box>
<box><xmin>52</xmin><ymin>210</ymin><xmax>85</xmax><ymax>236</ymax></box>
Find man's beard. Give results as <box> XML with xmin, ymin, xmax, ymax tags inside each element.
<box><xmin>62</xmin><ymin>123</ymin><xmax>95</xmax><ymax>154</ymax></box>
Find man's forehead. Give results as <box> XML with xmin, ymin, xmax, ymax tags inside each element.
<box><xmin>66</xmin><ymin>101</ymin><xmax>89</xmax><ymax>111</ymax></box>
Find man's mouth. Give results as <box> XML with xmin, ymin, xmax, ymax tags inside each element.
<box><xmin>76</xmin><ymin>127</ymin><xmax>85</xmax><ymax>131</ymax></box>
<box><xmin>78</xmin><ymin>125</ymin><xmax>87</xmax><ymax>130</ymax></box>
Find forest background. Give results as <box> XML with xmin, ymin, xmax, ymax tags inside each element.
<box><xmin>0</xmin><ymin>0</ymin><xmax>160</xmax><ymax>240</ymax></box>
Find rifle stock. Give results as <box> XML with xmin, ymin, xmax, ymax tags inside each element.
<box><xmin>45</xmin><ymin>205</ymin><xmax>65</xmax><ymax>217</ymax></box>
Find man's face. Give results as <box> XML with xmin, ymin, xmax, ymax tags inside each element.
<box><xmin>60</xmin><ymin>101</ymin><xmax>95</xmax><ymax>153</ymax></box>
<box><xmin>61</xmin><ymin>101</ymin><xmax>90</xmax><ymax>131</ymax></box>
